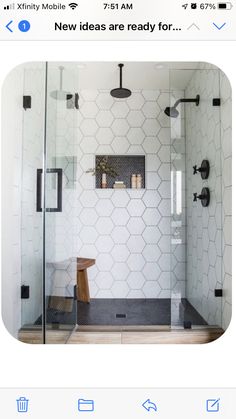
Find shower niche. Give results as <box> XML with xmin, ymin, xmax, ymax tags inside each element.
<box><xmin>94</xmin><ymin>155</ymin><xmax>145</xmax><ymax>189</ymax></box>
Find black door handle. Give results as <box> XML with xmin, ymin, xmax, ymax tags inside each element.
<box><xmin>75</xmin><ymin>93</ymin><xmax>79</xmax><ymax>109</ymax></box>
<box><xmin>36</xmin><ymin>168</ymin><xmax>63</xmax><ymax>212</ymax></box>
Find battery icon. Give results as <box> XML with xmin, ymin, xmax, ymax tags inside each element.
<box><xmin>218</xmin><ymin>2</ymin><xmax>233</xmax><ymax>8</ymax></box>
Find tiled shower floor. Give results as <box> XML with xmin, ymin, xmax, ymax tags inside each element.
<box><xmin>35</xmin><ymin>298</ymin><xmax>207</xmax><ymax>327</ymax></box>
<box><xmin>78</xmin><ymin>298</ymin><xmax>170</xmax><ymax>325</ymax></box>
<box><xmin>77</xmin><ymin>298</ymin><xmax>207</xmax><ymax>326</ymax></box>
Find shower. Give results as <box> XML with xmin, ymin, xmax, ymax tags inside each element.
<box><xmin>110</xmin><ymin>63</ymin><xmax>132</xmax><ymax>99</ymax></box>
<box><xmin>50</xmin><ymin>66</ymin><xmax>72</xmax><ymax>101</ymax></box>
<box><xmin>2</xmin><ymin>61</ymin><xmax>231</xmax><ymax>344</ymax></box>
<box><xmin>164</xmin><ymin>94</ymin><xmax>200</xmax><ymax>118</ymax></box>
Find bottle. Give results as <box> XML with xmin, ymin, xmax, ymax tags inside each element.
<box><xmin>131</xmin><ymin>174</ymin><xmax>137</xmax><ymax>188</ymax></box>
<box><xmin>102</xmin><ymin>173</ymin><xmax>107</xmax><ymax>188</ymax></box>
<box><xmin>136</xmin><ymin>174</ymin><xmax>142</xmax><ymax>189</ymax></box>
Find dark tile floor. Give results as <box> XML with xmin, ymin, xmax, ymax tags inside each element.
<box><xmin>77</xmin><ymin>298</ymin><xmax>207</xmax><ymax>326</ymax></box>
<box><xmin>78</xmin><ymin>298</ymin><xmax>170</xmax><ymax>326</ymax></box>
<box><xmin>35</xmin><ymin>298</ymin><xmax>77</xmax><ymax>327</ymax></box>
<box><xmin>35</xmin><ymin>298</ymin><xmax>207</xmax><ymax>327</ymax></box>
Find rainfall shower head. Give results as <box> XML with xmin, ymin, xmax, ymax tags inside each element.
<box><xmin>110</xmin><ymin>63</ymin><xmax>132</xmax><ymax>99</ymax></box>
<box><xmin>50</xmin><ymin>66</ymin><xmax>72</xmax><ymax>101</ymax></box>
<box><xmin>164</xmin><ymin>94</ymin><xmax>200</xmax><ymax>118</ymax></box>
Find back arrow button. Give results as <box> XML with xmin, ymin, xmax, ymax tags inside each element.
<box><xmin>142</xmin><ymin>399</ymin><xmax>158</xmax><ymax>412</ymax></box>
<box><xmin>6</xmin><ymin>20</ymin><xmax>13</xmax><ymax>32</ymax></box>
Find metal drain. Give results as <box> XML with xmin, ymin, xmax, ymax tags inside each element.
<box><xmin>116</xmin><ymin>313</ymin><xmax>127</xmax><ymax>319</ymax></box>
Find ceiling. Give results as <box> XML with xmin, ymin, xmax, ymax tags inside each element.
<box><xmin>48</xmin><ymin>62</ymin><xmax>206</xmax><ymax>91</ymax></box>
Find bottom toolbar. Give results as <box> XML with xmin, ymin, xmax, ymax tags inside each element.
<box><xmin>0</xmin><ymin>388</ymin><xmax>234</xmax><ymax>418</ymax></box>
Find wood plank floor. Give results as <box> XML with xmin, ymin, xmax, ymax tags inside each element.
<box><xmin>18</xmin><ymin>330</ymin><xmax>72</xmax><ymax>344</ymax></box>
<box><xmin>18</xmin><ymin>326</ymin><xmax>224</xmax><ymax>344</ymax></box>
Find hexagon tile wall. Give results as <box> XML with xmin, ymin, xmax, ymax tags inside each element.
<box><xmin>185</xmin><ymin>66</ymin><xmax>232</xmax><ymax>329</ymax></box>
<box><xmin>53</xmin><ymin>89</ymin><xmax>174</xmax><ymax>300</ymax></box>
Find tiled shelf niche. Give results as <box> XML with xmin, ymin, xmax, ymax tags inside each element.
<box><xmin>95</xmin><ymin>155</ymin><xmax>145</xmax><ymax>189</ymax></box>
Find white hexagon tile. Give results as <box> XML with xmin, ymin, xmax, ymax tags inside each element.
<box><xmin>185</xmin><ymin>67</ymin><xmax>232</xmax><ymax>328</ymax></box>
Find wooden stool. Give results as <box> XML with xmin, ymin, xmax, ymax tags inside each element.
<box><xmin>76</xmin><ymin>257</ymin><xmax>95</xmax><ymax>303</ymax></box>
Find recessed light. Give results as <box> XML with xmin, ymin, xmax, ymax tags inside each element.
<box><xmin>77</xmin><ymin>63</ymin><xmax>86</xmax><ymax>69</ymax></box>
<box><xmin>155</xmin><ymin>64</ymin><xmax>165</xmax><ymax>69</ymax></box>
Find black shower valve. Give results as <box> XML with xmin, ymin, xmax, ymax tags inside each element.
<box><xmin>193</xmin><ymin>187</ymin><xmax>210</xmax><ymax>207</ymax></box>
<box><xmin>193</xmin><ymin>159</ymin><xmax>210</xmax><ymax>179</ymax></box>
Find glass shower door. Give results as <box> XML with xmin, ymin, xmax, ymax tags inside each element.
<box><xmin>20</xmin><ymin>63</ymin><xmax>46</xmax><ymax>343</ymax></box>
<box><xmin>170</xmin><ymin>66</ymin><xmax>223</xmax><ymax>329</ymax></box>
<box><xmin>44</xmin><ymin>63</ymin><xmax>79</xmax><ymax>343</ymax></box>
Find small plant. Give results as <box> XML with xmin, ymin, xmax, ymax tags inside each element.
<box><xmin>86</xmin><ymin>156</ymin><xmax>118</xmax><ymax>178</ymax></box>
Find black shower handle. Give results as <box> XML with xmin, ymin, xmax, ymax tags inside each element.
<box><xmin>36</xmin><ymin>168</ymin><xmax>63</xmax><ymax>212</ymax></box>
<box><xmin>193</xmin><ymin>165</ymin><xmax>198</xmax><ymax>175</ymax></box>
<box><xmin>193</xmin><ymin>188</ymin><xmax>210</xmax><ymax>207</ymax></box>
<box><xmin>193</xmin><ymin>165</ymin><xmax>204</xmax><ymax>175</ymax></box>
<box><xmin>193</xmin><ymin>165</ymin><xmax>205</xmax><ymax>175</ymax></box>
<box><xmin>193</xmin><ymin>160</ymin><xmax>210</xmax><ymax>179</ymax></box>
<box><xmin>193</xmin><ymin>192</ymin><xmax>205</xmax><ymax>201</ymax></box>
<box><xmin>75</xmin><ymin>93</ymin><xmax>79</xmax><ymax>110</ymax></box>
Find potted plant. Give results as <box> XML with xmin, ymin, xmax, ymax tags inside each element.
<box><xmin>86</xmin><ymin>156</ymin><xmax>118</xmax><ymax>188</ymax></box>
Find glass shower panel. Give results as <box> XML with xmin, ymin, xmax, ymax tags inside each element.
<box><xmin>21</xmin><ymin>63</ymin><xmax>46</xmax><ymax>342</ymax></box>
<box><xmin>170</xmin><ymin>67</ymin><xmax>222</xmax><ymax>329</ymax></box>
<box><xmin>44</xmin><ymin>63</ymin><xmax>79</xmax><ymax>343</ymax></box>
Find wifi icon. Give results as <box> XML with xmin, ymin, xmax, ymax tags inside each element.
<box><xmin>69</xmin><ymin>2</ymin><xmax>78</xmax><ymax>9</ymax></box>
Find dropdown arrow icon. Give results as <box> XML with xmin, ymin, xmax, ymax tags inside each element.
<box><xmin>213</xmin><ymin>22</ymin><xmax>226</xmax><ymax>30</ymax></box>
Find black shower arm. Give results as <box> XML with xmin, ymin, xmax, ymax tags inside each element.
<box><xmin>119</xmin><ymin>64</ymin><xmax>123</xmax><ymax>88</ymax></box>
<box><xmin>173</xmin><ymin>98</ymin><xmax>199</xmax><ymax>107</ymax></box>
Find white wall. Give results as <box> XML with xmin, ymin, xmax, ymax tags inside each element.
<box><xmin>185</xmin><ymin>66</ymin><xmax>232</xmax><ymax>328</ymax></box>
<box><xmin>220</xmin><ymin>70</ymin><xmax>232</xmax><ymax>330</ymax></box>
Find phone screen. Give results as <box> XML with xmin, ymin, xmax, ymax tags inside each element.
<box><xmin>0</xmin><ymin>1</ymin><xmax>234</xmax><ymax>417</ymax></box>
